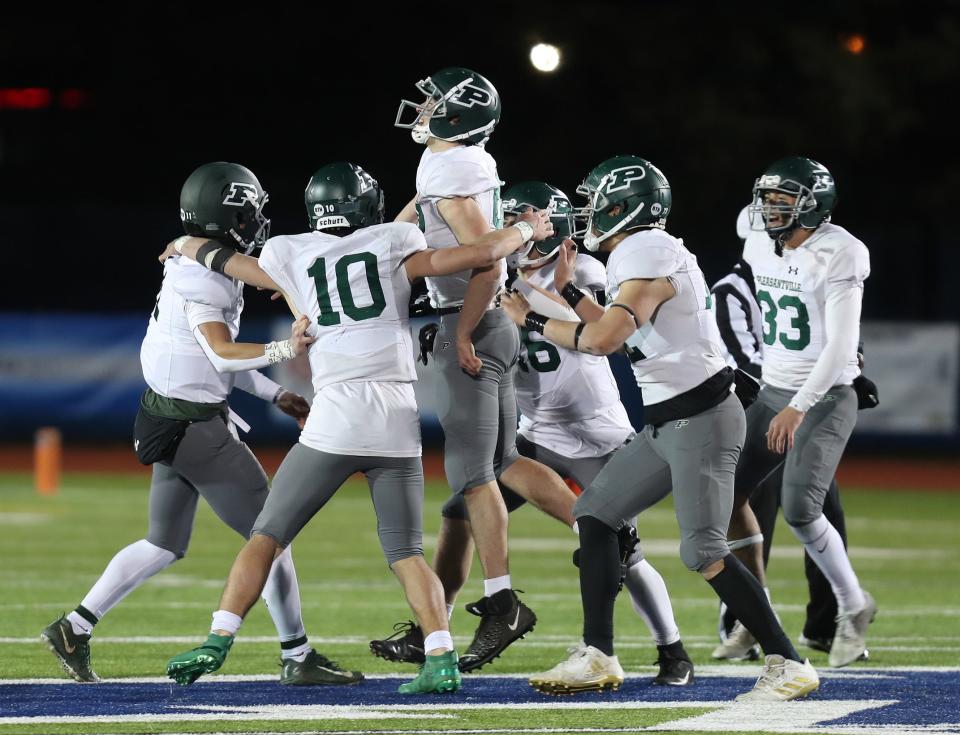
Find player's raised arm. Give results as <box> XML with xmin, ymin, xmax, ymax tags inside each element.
<box><xmin>395</xmin><ymin>195</ymin><xmax>420</xmax><ymax>224</ymax></box>
<box><xmin>160</xmin><ymin>236</ymin><xmax>281</xmax><ymax>293</ymax></box>
<box><xmin>502</xmin><ymin>278</ymin><xmax>675</xmax><ymax>356</ymax></box>
<box><xmin>403</xmin><ymin>209</ymin><xmax>552</xmax><ymax>280</ymax></box>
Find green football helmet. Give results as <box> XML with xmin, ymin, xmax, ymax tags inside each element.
<box><xmin>395</xmin><ymin>67</ymin><xmax>501</xmax><ymax>146</ymax></box>
<box><xmin>748</xmin><ymin>156</ymin><xmax>837</xmax><ymax>238</ymax></box>
<box><xmin>501</xmin><ymin>181</ymin><xmax>574</xmax><ymax>267</ymax></box>
<box><xmin>179</xmin><ymin>162</ymin><xmax>270</xmax><ymax>253</ymax></box>
<box><xmin>576</xmin><ymin>155</ymin><xmax>671</xmax><ymax>252</ymax></box>
<box><xmin>304</xmin><ymin>162</ymin><xmax>384</xmax><ymax>231</ymax></box>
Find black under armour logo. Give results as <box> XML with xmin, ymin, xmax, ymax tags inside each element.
<box><xmin>788</xmin><ymin>266</ymin><xmax>799</xmax><ymax>275</ymax></box>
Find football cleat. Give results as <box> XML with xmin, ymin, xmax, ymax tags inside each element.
<box><xmin>397</xmin><ymin>650</ymin><xmax>462</xmax><ymax>694</ymax></box>
<box><xmin>280</xmin><ymin>649</ymin><xmax>364</xmax><ymax>685</ymax></box>
<box><xmin>735</xmin><ymin>655</ymin><xmax>819</xmax><ymax>702</ymax></box>
<box><xmin>41</xmin><ymin>614</ymin><xmax>100</xmax><ymax>683</ymax></box>
<box><xmin>829</xmin><ymin>591</ymin><xmax>877</xmax><ymax>667</ymax></box>
<box><xmin>529</xmin><ymin>643</ymin><xmax>624</xmax><ymax>695</ymax></box>
<box><xmin>459</xmin><ymin>588</ymin><xmax>536</xmax><ymax>672</ymax></box>
<box><xmin>652</xmin><ymin>643</ymin><xmax>694</xmax><ymax>686</ymax></box>
<box><xmin>799</xmin><ymin>633</ymin><xmax>869</xmax><ymax>661</ymax></box>
<box><xmin>711</xmin><ymin>621</ymin><xmax>760</xmax><ymax>661</ymax></box>
<box><xmin>166</xmin><ymin>633</ymin><xmax>233</xmax><ymax>686</ymax></box>
<box><xmin>369</xmin><ymin>620</ymin><xmax>425</xmax><ymax>665</ymax></box>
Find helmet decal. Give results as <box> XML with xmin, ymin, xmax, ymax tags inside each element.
<box><xmin>449</xmin><ymin>83</ymin><xmax>494</xmax><ymax>108</ymax></box>
<box><xmin>604</xmin><ymin>166</ymin><xmax>647</xmax><ymax>194</ymax></box>
<box><xmin>221</xmin><ymin>182</ymin><xmax>260</xmax><ymax>207</ymax></box>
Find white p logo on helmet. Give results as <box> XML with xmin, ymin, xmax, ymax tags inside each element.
<box><xmin>222</xmin><ymin>182</ymin><xmax>259</xmax><ymax>206</ymax></box>
<box><xmin>604</xmin><ymin>166</ymin><xmax>647</xmax><ymax>194</ymax></box>
<box><xmin>450</xmin><ymin>83</ymin><xmax>493</xmax><ymax>108</ymax></box>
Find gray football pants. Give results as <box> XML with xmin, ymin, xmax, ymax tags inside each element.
<box><xmin>147</xmin><ymin>416</ymin><xmax>269</xmax><ymax>558</ymax></box>
<box><xmin>252</xmin><ymin>442</ymin><xmax>424</xmax><ymax>566</ymax></box>
<box><xmin>433</xmin><ymin>308</ymin><xmax>521</xmax><ymax>493</ymax></box>
<box><xmin>574</xmin><ymin>393</ymin><xmax>746</xmax><ymax>572</ymax></box>
<box><xmin>734</xmin><ymin>383</ymin><xmax>858</xmax><ymax>527</ymax></box>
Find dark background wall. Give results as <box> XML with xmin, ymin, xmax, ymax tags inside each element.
<box><xmin>2</xmin><ymin>2</ymin><xmax>957</xmax><ymax>325</ymax></box>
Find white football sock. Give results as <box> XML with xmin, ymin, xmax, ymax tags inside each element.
<box><xmin>624</xmin><ymin>559</ymin><xmax>680</xmax><ymax>646</ymax></box>
<box><xmin>75</xmin><ymin>539</ymin><xmax>176</xmax><ymax>631</ymax></box>
<box><xmin>790</xmin><ymin>514</ymin><xmax>865</xmax><ymax>614</ymax></box>
<box><xmin>280</xmin><ymin>641</ymin><xmax>312</xmax><ymax>661</ymax></box>
<box><xmin>484</xmin><ymin>575</ymin><xmax>511</xmax><ymax>597</ymax></box>
<box><xmin>261</xmin><ymin>546</ymin><xmax>307</xmax><ymax>643</ymax></box>
<box><xmin>423</xmin><ymin>630</ymin><xmax>454</xmax><ymax>653</ymax></box>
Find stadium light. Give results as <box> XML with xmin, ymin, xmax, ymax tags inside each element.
<box><xmin>530</xmin><ymin>43</ymin><xmax>561</xmax><ymax>73</ymax></box>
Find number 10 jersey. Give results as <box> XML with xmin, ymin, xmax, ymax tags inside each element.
<box><xmin>258</xmin><ymin>223</ymin><xmax>428</xmax><ymax>457</ymax></box>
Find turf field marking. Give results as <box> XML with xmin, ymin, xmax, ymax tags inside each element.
<box><xmin>0</xmin><ymin>512</ymin><xmax>50</xmax><ymax>525</ymax></box>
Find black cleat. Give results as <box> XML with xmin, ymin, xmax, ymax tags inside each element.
<box><xmin>41</xmin><ymin>614</ymin><xmax>100</xmax><ymax>683</ymax></box>
<box><xmin>280</xmin><ymin>649</ymin><xmax>364</xmax><ymax>685</ymax></box>
<box><xmin>369</xmin><ymin>621</ymin><xmax>425</xmax><ymax>665</ymax></box>
<box><xmin>652</xmin><ymin>642</ymin><xmax>694</xmax><ymax>686</ymax></box>
<box><xmin>459</xmin><ymin>589</ymin><xmax>536</xmax><ymax>673</ymax></box>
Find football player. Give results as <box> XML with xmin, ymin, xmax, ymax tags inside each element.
<box><xmin>161</xmin><ymin>162</ymin><xmax>553</xmax><ymax>693</ymax></box>
<box><xmin>502</xmin><ymin>155</ymin><xmax>819</xmax><ymax>702</ymax></box>
<box><xmin>723</xmin><ymin>157</ymin><xmax>876</xmax><ymax>668</ymax></box>
<box><xmin>371</xmin><ymin>182</ymin><xmax>694</xmax><ymax>686</ymax></box>
<box><xmin>710</xmin><ymin>207</ymin><xmax>873</xmax><ymax>661</ymax></box>
<box><xmin>41</xmin><ymin>162</ymin><xmax>349</xmax><ymax>686</ymax></box>
<box><xmin>393</xmin><ymin>68</ymin><xmax>576</xmax><ymax>671</ymax></box>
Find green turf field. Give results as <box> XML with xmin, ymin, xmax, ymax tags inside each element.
<box><xmin>1</xmin><ymin>471</ymin><xmax>958</xmax><ymax>734</ymax></box>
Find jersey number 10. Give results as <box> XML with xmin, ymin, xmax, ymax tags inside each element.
<box><xmin>306</xmin><ymin>251</ymin><xmax>387</xmax><ymax>326</ymax></box>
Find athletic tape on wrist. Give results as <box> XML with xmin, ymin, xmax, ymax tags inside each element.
<box><xmin>512</xmin><ymin>220</ymin><xmax>535</xmax><ymax>243</ymax></box>
<box><xmin>265</xmin><ymin>340</ymin><xmax>296</xmax><ymax>365</ymax></box>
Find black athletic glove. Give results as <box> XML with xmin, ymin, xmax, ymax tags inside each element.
<box><xmin>418</xmin><ymin>322</ymin><xmax>439</xmax><ymax>365</ymax></box>
<box><xmin>853</xmin><ymin>373</ymin><xmax>879</xmax><ymax>410</ymax></box>
<box><xmin>410</xmin><ymin>292</ymin><xmax>436</xmax><ymax>317</ymax></box>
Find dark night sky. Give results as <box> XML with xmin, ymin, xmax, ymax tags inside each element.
<box><xmin>2</xmin><ymin>2</ymin><xmax>958</xmax><ymax>323</ymax></box>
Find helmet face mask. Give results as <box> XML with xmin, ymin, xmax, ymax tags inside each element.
<box><xmin>395</xmin><ymin>68</ymin><xmax>501</xmax><ymax>146</ymax></box>
<box><xmin>304</xmin><ymin>162</ymin><xmax>385</xmax><ymax>233</ymax></box>
<box><xmin>747</xmin><ymin>157</ymin><xmax>837</xmax><ymax>239</ymax></box>
<box><xmin>501</xmin><ymin>181</ymin><xmax>575</xmax><ymax>268</ymax></box>
<box><xmin>575</xmin><ymin>157</ymin><xmax>672</xmax><ymax>252</ymax></box>
<box><xmin>179</xmin><ymin>162</ymin><xmax>271</xmax><ymax>255</ymax></box>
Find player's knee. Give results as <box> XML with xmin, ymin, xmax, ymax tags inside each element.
<box><xmin>441</xmin><ymin>494</ymin><xmax>467</xmax><ymax>521</ymax></box>
<box><xmin>781</xmin><ymin>492</ymin><xmax>820</xmax><ymax>527</ymax></box>
<box><xmin>385</xmin><ymin>547</ymin><xmax>424</xmax><ymax>567</ymax></box>
<box><xmin>146</xmin><ymin>534</ymin><xmax>187</xmax><ymax>560</ymax></box>
<box><xmin>680</xmin><ymin>536</ymin><xmax>727</xmax><ymax>573</ymax></box>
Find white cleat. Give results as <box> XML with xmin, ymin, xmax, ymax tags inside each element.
<box><xmin>711</xmin><ymin>621</ymin><xmax>760</xmax><ymax>661</ymax></box>
<box><xmin>529</xmin><ymin>643</ymin><xmax>624</xmax><ymax>695</ymax></box>
<box><xmin>829</xmin><ymin>590</ymin><xmax>877</xmax><ymax>667</ymax></box>
<box><xmin>735</xmin><ymin>655</ymin><xmax>820</xmax><ymax>702</ymax></box>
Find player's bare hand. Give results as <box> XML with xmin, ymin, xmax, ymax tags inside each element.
<box><xmin>456</xmin><ymin>337</ymin><xmax>483</xmax><ymax>376</ymax></box>
<box><xmin>158</xmin><ymin>240</ymin><xmax>179</xmax><ymax>263</ymax></box>
<box><xmin>276</xmin><ymin>390</ymin><xmax>310</xmax><ymax>428</ymax></box>
<box><xmin>766</xmin><ymin>406</ymin><xmax>805</xmax><ymax>454</ymax></box>
<box><xmin>553</xmin><ymin>239</ymin><xmax>578</xmax><ymax>292</ymax></box>
<box><xmin>518</xmin><ymin>208</ymin><xmax>554</xmax><ymax>242</ymax></box>
<box><xmin>501</xmin><ymin>290</ymin><xmax>532</xmax><ymax>327</ymax></box>
<box><xmin>290</xmin><ymin>315</ymin><xmax>315</xmax><ymax>356</ymax></box>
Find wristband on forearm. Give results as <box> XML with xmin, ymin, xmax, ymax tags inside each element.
<box><xmin>560</xmin><ymin>282</ymin><xmax>585</xmax><ymax>309</ymax></box>
<box><xmin>195</xmin><ymin>241</ymin><xmax>236</xmax><ymax>274</ymax></box>
<box><xmin>512</xmin><ymin>220</ymin><xmax>535</xmax><ymax>243</ymax></box>
<box><xmin>265</xmin><ymin>340</ymin><xmax>297</xmax><ymax>364</ymax></box>
<box><xmin>172</xmin><ymin>236</ymin><xmax>191</xmax><ymax>254</ymax></box>
<box><xmin>524</xmin><ymin>311</ymin><xmax>549</xmax><ymax>334</ymax></box>
<box><xmin>272</xmin><ymin>387</ymin><xmax>285</xmax><ymax>404</ymax></box>
<box><xmin>574</xmin><ymin>322</ymin><xmax>586</xmax><ymax>351</ymax></box>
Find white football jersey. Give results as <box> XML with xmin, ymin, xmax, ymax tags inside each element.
<box><xmin>140</xmin><ymin>257</ymin><xmax>244</xmax><ymax>404</ymax></box>
<box><xmin>415</xmin><ymin>145</ymin><xmax>504</xmax><ymax>308</ymax></box>
<box><xmin>743</xmin><ymin>223</ymin><xmax>869</xmax><ymax>392</ymax></box>
<box><xmin>258</xmin><ymin>223</ymin><xmax>427</xmax><ymax>457</ymax></box>
<box><xmin>606</xmin><ymin>229</ymin><xmax>729</xmax><ymax>407</ymax></box>
<box><xmin>516</xmin><ymin>254</ymin><xmax>633</xmax><ymax>458</ymax></box>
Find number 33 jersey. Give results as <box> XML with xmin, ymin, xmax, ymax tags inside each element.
<box><xmin>742</xmin><ymin>222</ymin><xmax>870</xmax><ymax>393</ymax></box>
<box><xmin>515</xmin><ymin>255</ymin><xmax>633</xmax><ymax>459</ymax></box>
<box><xmin>258</xmin><ymin>223</ymin><xmax>428</xmax><ymax>457</ymax></box>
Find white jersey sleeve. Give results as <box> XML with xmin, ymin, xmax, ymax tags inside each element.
<box><xmin>257</xmin><ymin>236</ymin><xmax>297</xmax><ymax>300</ymax></box>
<box><xmin>573</xmin><ymin>254</ymin><xmax>607</xmax><ymax>293</ymax></box>
<box><xmin>826</xmin><ymin>238</ymin><xmax>870</xmax><ymax>294</ymax></box>
<box><xmin>172</xmin><ymin>261</ymin><xmax>237</xmax><ymax>309</ymax></box>
<box><xmin>607</xmin><ymin>234</ymin><xmax>683</xmax><ymax>285</ymax></box>
<box><xmin>184</xmin><ymin>301</ymin><xmax>228</xmax><ymax>331</ymax></box>
<box><xmin>395</xmin><ymin>221</ymin><xmax>429</xmax><ymax>262</ymax></box>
